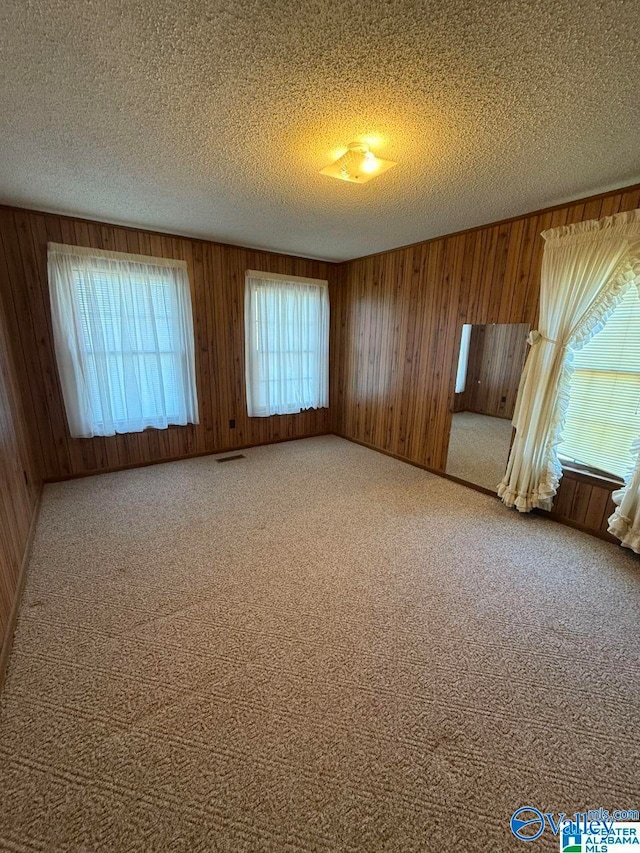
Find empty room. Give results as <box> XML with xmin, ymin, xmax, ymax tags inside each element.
<box><xmin>1</xmin><ymin>0</ymin><xmax>639</xmax><ymax>850</ymax></box>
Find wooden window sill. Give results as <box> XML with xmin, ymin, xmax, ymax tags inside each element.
<box><xmin>561</xmin><ymin>463</ymin><xmax>623</xmax><ymax>491</ymax></box>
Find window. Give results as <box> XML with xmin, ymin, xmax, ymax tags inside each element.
<box><xmin>558</xmin><ymin>284</ymin><xmax>640</xmax><ymax>480</ymax></box>
<box><xmin>48</xmin><ymin>243</ymin><xmax>199</xmax><ymax>438</ymax></box>
<box><xmin>244</xmin><ymin>270</ymin><xmax>329</xmax><ymax>417</ymax></box>
<box><xmin>455</xmin><ymin>324</ymin><xmax>472</xmax><ymax>393</ymax></box>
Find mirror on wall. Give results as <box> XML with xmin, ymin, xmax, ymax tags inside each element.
<box><xmin>446</xmin><ymin>323</ymin><xmax>530</xmax><ymax>491</ymax></box>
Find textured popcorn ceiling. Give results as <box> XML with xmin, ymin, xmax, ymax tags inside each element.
<box><xmin>0</xmin><ymin>0</ymin><xmax>638</xmax><ymax>261</ymax></box>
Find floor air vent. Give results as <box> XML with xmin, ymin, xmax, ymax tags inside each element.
<box><xmin>216</xmin><ymin>454</ymin><xmax>245</xmax><ymax>463</ymax></box>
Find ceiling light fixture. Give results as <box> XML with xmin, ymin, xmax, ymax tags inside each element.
<box><xmin>320</xmin><ymin>142</ymin><xmax>396</xmax><ymax>183</ymax></box>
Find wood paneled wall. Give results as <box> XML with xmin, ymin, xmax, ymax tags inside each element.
<box><xmin>331</xmin><ymin>183</ymin><xmax>640</xmax><ymax>540</ymax></box>
<box><xmin>0</xmin><ymin>275</ymin><xmax>40</xmax><ymax>657</ymax></box>
<box><xmin>546</xmin><ymin>469</ymin><xmax>618</xmax><ymax>540</ymax></box>
<box><xmin>0</xmin><ymin>207</ymin><xmax>337</xmax><ymax>481</ymax></box>
<box><xmin>2</xmin><ymin>184</ymin><xmax>639</xmax><ymax>546</ymax></box>
<box><xmin>456</xmin><ymin>322</ymin><xmax>529</xmax><ymax>419</ymax></box>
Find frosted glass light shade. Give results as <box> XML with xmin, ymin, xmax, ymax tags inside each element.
<box><xmin>320</xmin><ymin>142</ymin><xmax>396</xmax><ymax>183</ymax></box>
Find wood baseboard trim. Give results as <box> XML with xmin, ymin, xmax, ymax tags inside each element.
<box><xmin>44</xmin><ymin>431</ymin><xmax>333</xmax><ymax>483</ymax></box>
<box><xmin>334</xmin><ymin>432</ymin><xmax>618</xmax><ymax>545</ymax></box>
<box><xmin>0</xmin><ymin>489</ymin><xmax>43</xmax><ymax>693</ymax></box>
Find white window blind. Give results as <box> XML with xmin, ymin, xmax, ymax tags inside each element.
<box><xmin>244</xmin><ymin>271</ymin><xmax>329</xmax><ymax>418</ymax></box>
<box><xmin>48</xmin><ymin>243</ymin><xmax>199</xmax><ymax>438</ymax></box>
<box><xmin>558</xmin><ymin>284</ymin><xmax>640</xmax><ymax>479</ymax></box>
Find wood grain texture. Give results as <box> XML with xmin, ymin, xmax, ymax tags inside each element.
<box><xmin>546</xmin><ymin>469</ymin><xmax>619</xmax><ymax>541</ymax></box>
<box><xmin>0</xmin><ymin>261</ymin><xmax>40</xmax><ymax>654</ymax></box>
<box><xmin>3</xmin><ymin>184</ymin><xmax>639</xmax><ymax>548</ymax></box>
<box><xmin>456</xmin><ymin>323</ymin><xmax>529</xmax><ymax>419</ymax></box>
<box><xmin>0</xmin><ymin>207</ymin><xmax>338</xmax><ymax>481</ymax></box>
<box><xmin>331</xmin><ymin>183</ymin><xmax>640</xmax><ymax>540</ymax></box>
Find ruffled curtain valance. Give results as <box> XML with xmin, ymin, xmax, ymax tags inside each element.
<box><xmin>498</xmin><ymin>208</ymin><xmax>640</xmax><ymax>553</ymax></box>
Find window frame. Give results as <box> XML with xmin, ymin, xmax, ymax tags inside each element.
<box><xmin>557</xmin><ymin>282</ymin><xmax>640</xmax><ymax>484</ymax></box>
<box><xmin>244</xmin><ymin>269</ymin><xmax>330</xmax><ymax>418</ymax></box>
<box><xmin>75</xmin><ymin>267</ymin><xmax>187</xmax><ymax>432</ymax></box>
<box><xmin>48</xmin><ymin>242</ymin><xmax>199</xmax><ymax>438</ymax></box>
<box><xmin>560</xmin><ymin>459</ymin><xmax>623</xmax><ymax>489</ymax></box>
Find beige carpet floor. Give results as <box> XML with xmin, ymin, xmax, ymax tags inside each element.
<box><xmin>0</xmin><ymin>436</ymin><xmax>638</xmax><ymax>852</ymax></box>
<box><xmin>446</xmin><ymin>411</ymin><xmax>514</xmax><ymax>491</ymax></box>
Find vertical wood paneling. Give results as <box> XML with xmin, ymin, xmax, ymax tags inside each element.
<box><xmin>2</xmin><ymin>184</ymin><xmax>638</xmax><ymax>549</ymax></box>
<box><xmin>334</xmin><ymin>184</ymin><xmax>640</xmax><ymax>540</ymax></box>
<box><xmin>0</xmin><ymin>208</ymin><xmax>337</xmax><ymax>480</ymax></box>
<box><xmin>457</xmin><ymin>323</ymin><xmax>529</xmax><ymax>419</ymax></box>
<box><xmin>547</xmin><ymin>471</ymin><xmax>618</xmax><ymax>541</ymax></box>
<box><xmin>0</xmin><ymin>254</ymin><xmax>40</xmax><ymax>654</ymax></box>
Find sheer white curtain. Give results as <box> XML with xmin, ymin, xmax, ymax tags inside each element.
<box><xmin>48</xmin><ymin>243</ymin><xmax>199</xmax><ymax>438</ymax></box>
<box><xmin>498</xmin><ymin>209</ymin><xmax>640</xmax><ymax>523</ymax></box>
<box><xmin>245</xmin><ymin>271</ymin><xmax>329</xmax><ymax>417</ymax></box>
